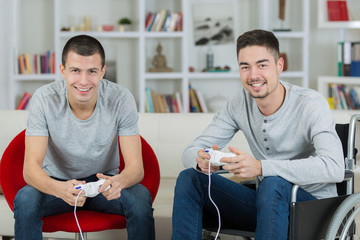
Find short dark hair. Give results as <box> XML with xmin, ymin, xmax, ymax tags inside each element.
<box><xmin>236</xmin><ymin>29</ymin><xmax>280</xmax><ymax>61</ymax></box>
<box><xmin>62</xmin><ymin>35</ymin><xmax>105</xmax><ymax>68</ymax></box>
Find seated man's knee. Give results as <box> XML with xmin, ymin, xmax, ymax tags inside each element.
<box><xmin>14</xmin><ymin>185</ymin><xmax>43</xmax><ymax>218</ymax></box>
<box><xmin>122</xmin><ymin>184</ymin><xmax>153</xmax><ymax>215</ymax></box>
<box><xmin>174</xmin><ymin>168</ymin><xmax>201</xmax><ymax>195</ymax></box>
<box><xmin>257</xmin><ymin>177</ymin><xmax>292</xmax><ymax>206</ymax></box>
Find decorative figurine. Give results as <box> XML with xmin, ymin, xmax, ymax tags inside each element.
<box><xmin>149</xmin><ymin>43</ymin><xmax>172</xmax><ymax>72</ymax></box>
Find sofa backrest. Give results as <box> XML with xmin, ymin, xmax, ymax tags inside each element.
<box><xmin>0</xmin><ymin>110</ymin><xmax>358</xmax><ymax>179</ymax></box>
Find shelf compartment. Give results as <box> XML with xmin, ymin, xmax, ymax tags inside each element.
<box><xmin>13</xmin><ymin>74</ymin><xmax>56</xmax><ymax>81</ymax></box>
<box><xmin>59</xmin><ymin>31</ymin><xmax>140</xmax><ymax>39</ymax></box>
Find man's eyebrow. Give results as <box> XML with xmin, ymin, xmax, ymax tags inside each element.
<box><xmin>68</xmin><ymin>67</ymin><xmax>100</xmax><ymax>71</ymax></box>
<box><xmin>256</xmin><ymin>59</ymin><xmax>269</xmax><ymax>64</ymax></box>
<box><xmin>88</xmin><ymin>67</ymin><xmax>100</xmax><ymax>71</ymax></box>
<box><xmin>239</xmin><ymin>59</ymin><xmax>269</xmax><ymax>66</ymax></box>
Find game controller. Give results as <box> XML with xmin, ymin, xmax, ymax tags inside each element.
<box><xmin>205</xmin><ymin>148</ymin><xmax>236</xmax><ymax>166</ymax></box>
<box><xmin>74</xmin><ymin>179</ymin><xmax>111</xmax><ymax>197</ymax></box>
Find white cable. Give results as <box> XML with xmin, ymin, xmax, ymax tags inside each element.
<box><xmin>208</xmin><ymin>161</ymin><xmax>221</xmax><ymax>240</ymax></box>
<box><xmin>74</xmin><ymin>190</ymin><xmax>85</xmax><ymax>240</ymax></box>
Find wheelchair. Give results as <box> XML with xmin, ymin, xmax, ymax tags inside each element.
<box><xmin>203</xmin><ymin>114</ymin><xmax>360</xmax><ymax>240</ymax></box>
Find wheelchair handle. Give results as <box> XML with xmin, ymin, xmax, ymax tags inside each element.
<box><xmin>347</xmin><ymin>114</ymin><xmax>360</xmax><ymax>170</ymax></box>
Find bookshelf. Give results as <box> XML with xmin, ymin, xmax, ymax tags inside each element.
<box><xmin>317</xmin><ymin>0</ymin><xmax>360</xmax><ymax>111</ymax></box>
<box><xmin>8</xmin><ymin>0</ymin><xmax>310</xmax><ymax>113</ymax></box>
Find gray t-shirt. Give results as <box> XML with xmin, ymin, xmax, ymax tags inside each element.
<box><xmin>182</xmin><ymin>81</ymin><xmax>345</xmax><ymax>199</ymax></box>
<box><xmin>26</xmin><ymin>79</ymin><xmax>139</xmax><ymax>180</ymax></box>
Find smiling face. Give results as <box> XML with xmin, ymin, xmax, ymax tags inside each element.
<box><xmin>60</xmin><ymin>51</ymin><xmax>106</xmax><ymax>109</ymax></box>
<box><xmin>238</xmin><ymin>45</ymin><xmax>284</xmax><ymax>100</ymax></box>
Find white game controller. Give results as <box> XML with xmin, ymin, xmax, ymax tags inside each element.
<box><xmin>74</xmin><ymin>179</ymin><xmax>111</xmax><ymax>197</ymax></box>
<box><xmin>205</xmin><ymin>148</ymin><xmax>236</xmax><ymax>166</ymax></box>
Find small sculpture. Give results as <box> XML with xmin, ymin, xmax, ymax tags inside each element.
<box><xmin>149</xmin><ymin>43</ymin><xmax>172</xmax><ymax>72</ymax></box>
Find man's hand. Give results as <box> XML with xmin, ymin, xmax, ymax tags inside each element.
<box><xmin>222</xmin><ymin>146</ymin><xmax>262</xmax><ymax>178</ymax></box>
<box><xmin>55</xmin><ymin>179</ymin><xmax>87</xmax><ymax>207</ymax></box>
<box><xmin>196</xmin><ymin>145</ymin><xmax>221</xmax><ymax>173</ymax></box>
<box><xmin>96</xmin><ymin>173</ymin><xmax>120</xmax><ymax>201</ymax></box>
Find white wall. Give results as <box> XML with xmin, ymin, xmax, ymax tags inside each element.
<box><xmin>0</xmin><ymin>0</ymin><xmax>358</xmax><ymax>109</ymax></box>
<box><xmin>0</xmin><ymin>0</ymin><xmax>10</xmax><ymax>109</ymax></box>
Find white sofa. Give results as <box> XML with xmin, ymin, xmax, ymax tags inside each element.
<box><xmin>0</xmin><ymin>110</ymin><xmax>358</xmax><ymax>239</ymax></box>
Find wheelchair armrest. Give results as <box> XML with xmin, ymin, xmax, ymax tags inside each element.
<box><xmin>291</xmin><ymin>185</ymin><xmax>300</xmax><ymax>203</ymax></box>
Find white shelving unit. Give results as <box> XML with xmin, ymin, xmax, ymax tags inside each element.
<box><xmin>317</xmin><ymin>0</ymin><xmax>360</xmax><ymax>110</ymax></box>
<box><xmin>318</xmin><ymin>76</ymin><xmax>360</xmax><ymax>96</ymax></box>
<box><xmin>8</xmin><ymin>0</ymin><xmax>310</xmax><ymax>113</ymax></box>
<box><xmin>8</xmin><ymin>0</ymin><xmax>56</xmax><ymax>109</ymax></box>
<box><xmin>260</xmin><ymin>0</ymin><xmax>310</xmax><ymax>88</ymax></box>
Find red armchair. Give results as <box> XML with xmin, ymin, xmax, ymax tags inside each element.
<box><xmin>0</xmin><ymin>129</ymin><xmax>160</xmax><ymax>238</ymax></box>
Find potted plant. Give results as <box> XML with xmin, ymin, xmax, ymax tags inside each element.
<box><xmin>118</xmin><ymin>17</ymin><xmax>132</xmax><ymax>32</ymax></box>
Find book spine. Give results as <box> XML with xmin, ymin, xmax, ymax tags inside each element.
<box><xmin>16</xmin><ymin>92</ymin><xmax>31</xmax><ymax>110</ymax></box>
<box><xmin>337</xmin><ymin>42</ymin><xmax>344</xmax><ymax>76</ymax></box>
<box><xmin>18</xmin><ymin>55</ymin><xmax>25</xmax><ymax>74</ymax></box>
<box><xmin>343</xmin><ymin>41</ymin><xmax>352</xmax><ymax>76</ymax></box>
<box><xmin>25</xmin><ymin>54</ymin><xmax>32</xmax><ymax>74</ymax></box>
<box><xmin>146</xmin><ymin>88</ymin><xmax>154</xmax><ymax>113</ymax></box>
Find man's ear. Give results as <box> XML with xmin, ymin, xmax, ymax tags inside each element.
<box><xmin>59</xmin><ymin>64</ymin><xmax>66</xmax><ymax>79</ymax></box>
<box><xmin>101</xmin><ymin>65</ymin><xmax>107</xmax><ymax>79</ymax></box>
<box><xmin>277</xmin><ymin>56</ymin><xmax>284</xmax><ymax>75</ymax></box>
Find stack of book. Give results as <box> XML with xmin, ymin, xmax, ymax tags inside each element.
<box><xmin>145</xmin><ymin>88</ymin><xmax>183</xmax><ymax>113</ymax></box>
<box><xmin>145</xmin><ymin>10</ymin><xmax>182</xmax><ymax>32</ymax></box>
<box><xmin>189</xmin><ymin>85</ymin><xmax>208</xmax><ymax>113</ymax></box>
<box><xmin>17</xmin><ymin>50</ymin><xmax>55</xmax><ymax>75</ymax></box>
<box><xmin>145</xmin><ymin>85</ymin><xmax>208</xmax><ymax>113</ymax></box>
<box><xmin>328</xmin><ymin>84</ymin><xmax>360</xmax><ymax>110</ymax></box>
<box><xmin>337</xmin><ymin>41</ymin><xmax>360</xmax><ymax>77</ymax></box>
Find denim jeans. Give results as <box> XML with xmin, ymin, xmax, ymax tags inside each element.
<box><xmin>13</xmin><ymin>175</ymin><xmax>155</xmax><ymax>240</ymax></box>
<box><xmin>171</xmin><ymin>168</ymin><xmax>317</xmax><ymax>240</ymax></box>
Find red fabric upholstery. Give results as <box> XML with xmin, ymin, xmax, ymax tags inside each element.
<box><xmin>0</xmin><ymin>130</ymin><xmax>160</xmax><ymax>233</ymax></box>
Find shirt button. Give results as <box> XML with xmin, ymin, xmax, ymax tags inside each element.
<box><xmin>264</xmin><ymin>138</ymin><xmax>267</xmax><ymax>141</ymax></box>
<box><xmin>263</xmin><ymin>129</ymin><xmax>266</xmax><ymax>133</ymax></box>
<box><xmin>264</xmin><ymin>120</ymin><xmax>267</xmax><ymax>123</ymax></box>
<box><xmin>266</xmin><ymin>147</ymin><xmax>270</xmax><ymax>151</ymax></box>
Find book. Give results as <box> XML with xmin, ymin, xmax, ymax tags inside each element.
<box><xmin>47</xmin><ymin>50</ymin><xmax>51</xmax><ymax>73</ymax></box>
<box><xmin>163</xmin><ymin>12</ymin><xmax>172</xmax><ymax>32</ymax></box>
<box><xmin>146</xmin><ymin>88</ymin><xmax>154</xmax><ymax>113</ymax></box>
<box><xmin>349</xmin><ymin>88</ymin><xmax>360</xmax><ymax>109</ymax></box>
<box><xmin>351</xmin><ymin>42</ymin><xmax>360</xmax><ymax>76</ymax></box>
<box><xmin>51</xmin><ymin>51</ymin><xmax>55</xmax><ymax>74</ymax></box>
<box><xmin>167</xmin><ymin>13</ymin><xmax>178</xmax><ymax>32</ymax></box>
<box><xmin>150</xmin><ymin>12</ymin><xmax>161</xmax><ymax>32</ymax></box>
<box><xmin>175</xmin><ymin>92</ymin><xmax>183</xmax><ymax>113</ymax></box>
<box><xmin>155</xmin><ymin>10</ymin><xmax>167</xmax><ymax>32</ymax></box>
<box><xmin>24</xmin><ymin>54</ymin><xmax>32</xmax><ymax>74</ymax></box>
<box><xmin>16</xmin><ymin>92</ymin><xmax>31</xmax><ymax>110</ymax></box>
<box><xmin>196</xmin><ymin>90</ymin><xmax>208</xmax><ymax>113</ymax></box>
<box><xmin>175</xmin><ymin>12</ymin><xmax>183</xmax><ymax>31</ymax></box>
<box><xmin>144</xmin><ymin>12</ymin><xmax>154</xmax><ymax>30</ymax></box>
<box><xmin>146</xmin><ymin>13</ymin><xmax>156</xmax><ymax>31</ymax></box>
<box><xmin>327</xmin><ymin>0</ymin><xmax>349</xmax><ymax>21</ymax></box>
<box><xmin>18</xmin><ymin>55</ymin><xmax>25</xmax><ymax>74</ymax></box>
<box><xmin>152</xmin><ymin>91</ymin><xmax>160</xmax><ymax>113</ymax></box>
<box><xmin>342</xmin><ymin>41</ymin><xmax>351</xmax><ymax>76</ymax></box>
<box><xmin>337</xmin><ymin>42</ymin><xmax>344</xmax><ymax>76</ymax></box>
<box><xmin>189</xmin><ymin>87</ymin><xmax>201</xmax><ymax>112</ymax></box>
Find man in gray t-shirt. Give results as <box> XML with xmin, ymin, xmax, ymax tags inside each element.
<box><xmin>171</xmin><ymin>30</ymin><xmax>345</xmax><ymax>240</ymax></box>
<box><xmin>14</xmin><ymin>35</ymin><xmax>155</xmax><ymax>240</ymax></box>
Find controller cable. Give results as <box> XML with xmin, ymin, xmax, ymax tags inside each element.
<box><xmin>74</xmin><ymin>189</ymin><xmax>85</xmax><ymax>240</ymax></box>
<box><xmin>208</xmin><ymin>160</ymin><xmax>221</xmax><ymax>240</ymax></box>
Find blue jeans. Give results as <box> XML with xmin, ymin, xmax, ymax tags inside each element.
<box><xmin>171</xmin><ymin>168</ymin><xmax>317</xmax><ymax>240</ymax></box>
<box><xmin>13</xmin><ymin>175</ymin><xmax>155</xmax><ymax>240</ymax></box>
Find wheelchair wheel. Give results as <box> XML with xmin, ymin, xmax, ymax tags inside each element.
<box><xmin>325</xmin><ymin>193</ymin><xmax>360</xmax><ymax>240</ymax></box>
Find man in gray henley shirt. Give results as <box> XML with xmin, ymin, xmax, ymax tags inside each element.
<box><xmin>171</xmin><ymin>30</ymin><xmax>344</xmax><ymax>240</ymax></box>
